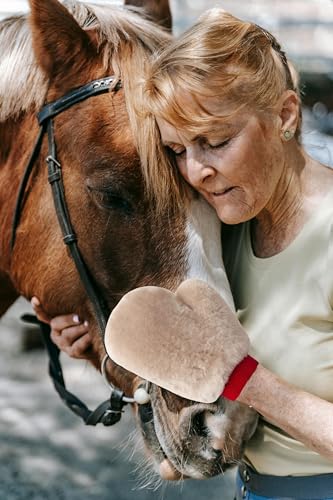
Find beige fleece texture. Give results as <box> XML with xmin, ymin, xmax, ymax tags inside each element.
<box><xmin>104</xmin><ymin>279</ymin><xmax>249</xmax><ymax>403</ymax></box>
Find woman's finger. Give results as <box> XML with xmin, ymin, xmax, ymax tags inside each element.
<box><xmin>65</xmin><ymin>334</ymin><xmax>93</xmax><ymax>359</ymax></box>
<box><xmin>68</xmin><ymin>333</ymin><xmax>93</xmax><ymax>359</ymax></box>
<box><xmin>50</xmin><ymin>322</ymin><xmax>90</xmax><ymax>346</ymax></box>
<box><xmin>31</xmin><ymin>297</ymin><xmax>51</xmax><ymax>324</ymax></box>
<box><xmin>50</xmin><ymin>314</ymin><xmax>86</xmax><ymax>333</ymax></box>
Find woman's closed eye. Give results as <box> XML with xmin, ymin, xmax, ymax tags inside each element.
<box><xmin>166</xmin><ymin>138</ymin><xmax>231</xmax><ymax>156</ymax></box>
<box><xmin>206</xmin><ymin>138</ymin><xmax>231</xmax><ymax>150</ymax></box>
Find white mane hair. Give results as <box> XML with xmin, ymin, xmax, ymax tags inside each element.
<box><xmin>0</xmin><ymin>1</ymin><xmax>170</xmax><ymax>122</ymax></box>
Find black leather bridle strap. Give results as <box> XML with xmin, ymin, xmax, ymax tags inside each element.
<box><xmin>10</xmin><ymin>126</ymin><xmax>45</xmax><ymax>251</ymax></box>
<box><xmin>41</xmin><ymin>323</ymin><xmax>125</xmax><ymax>426</ymax></box>
<box><xmin>11</xmin><ymin>76</ymin><xmax>133</xmax><ymax>426</ymax></box>
<box><xmin>45</xmin><ymin>119</ymin><xmax>109</xmax><ymax>332</ymax></box>
<box><xmin>38</xmin><ymin>76</ymin><xmax>119</xmax><ymax>124</ymax></box>
<box><xmin>22</xmin><ymin>316</ymin><xmax>124</xmax><ymax>426</ymax></box>
<box><xmin>11</xmin><ymin>76</ymin><xmax>119</xmax><ymax>254</ymax></box>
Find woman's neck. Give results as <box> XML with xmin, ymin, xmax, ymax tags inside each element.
<box><xmin>252</xmin><ymin>150</ymin><xmax>333</xmax><ymax>258</ymax></box>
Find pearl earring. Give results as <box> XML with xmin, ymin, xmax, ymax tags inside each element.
<box><xmin>283</xmin><ymin>129</ymin><xmax>293</xmax><ymax>141</ymax></box>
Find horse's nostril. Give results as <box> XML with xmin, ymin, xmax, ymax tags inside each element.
<box><xmin>212</xmin><ymin>448</ymin><xmax>222</xmax><ymax>458</ymax></box>
<box><xmin>191</xmin><ymin>411</ymin><xmax>209</xmax><ymax>437</ymax></box>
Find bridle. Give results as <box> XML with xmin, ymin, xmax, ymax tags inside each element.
<box><xmin>11</xmin><ymin>76</ymin><xmax>148</xmax><ymax>426</ymax></box>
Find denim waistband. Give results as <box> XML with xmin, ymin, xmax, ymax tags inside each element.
<box><xmin>238</xmin><ymin>464</ymin><xmax>333</xmax><ymax>499</ymax></box>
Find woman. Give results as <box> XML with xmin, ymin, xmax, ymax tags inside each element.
<box><xmin>33</xmin><ymin>8</ymin><xmax>333</xmax><ymax>499</ymax></box>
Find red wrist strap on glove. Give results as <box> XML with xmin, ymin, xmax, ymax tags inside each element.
<box><xmin>221</xmin><ymin>355</ymin><xmax>258</xmax><ymax>401</ymax></box>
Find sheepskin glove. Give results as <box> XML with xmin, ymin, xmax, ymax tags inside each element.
<box><xmin>104</xmin><ymin>279</ymin><xmax>258</xmax><ymax>404</ymax></box>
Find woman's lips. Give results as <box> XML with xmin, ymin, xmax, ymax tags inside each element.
<box><xmin>212</xmin><ymin>187</ymin><xmax>234</xmax><ymax>197</ymax></box>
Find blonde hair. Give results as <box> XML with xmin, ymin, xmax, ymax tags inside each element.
<box><xmin>136</xmin><ymin>8</ymin><xmax>302</xmax><ymax>211</ymax></box>
<box><xmin>0</xmin><ymin>1</ymin><xmax>181</xmax><ymax>213</ymax></box>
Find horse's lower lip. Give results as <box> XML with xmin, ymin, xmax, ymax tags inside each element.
<box><xmin>159</xmin><ymin>458</ymin><xmax>184</xmax><ymax>480</ymax></box>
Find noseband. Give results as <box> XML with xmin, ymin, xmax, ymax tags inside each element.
<box><xmin>11</xmin><ymin>76</ymin><xmax>142</xmax><ymax>426</ymax></box>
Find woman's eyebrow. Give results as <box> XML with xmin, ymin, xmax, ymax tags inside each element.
<box><xmin>163</xmin><ymin>135</ymin><xmax>204</xmax><ymax>147</ymax></box>
<box><xmin>192</xmin><ymin>124</ymin><xmax>236</xmax><ymax>142</ymax></box>
<box><xmin>162</xmin><ymin>125</ymin><xmax>236</xmax><ymax>147</ymax></box>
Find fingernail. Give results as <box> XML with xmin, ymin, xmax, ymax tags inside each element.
<box><xmin>83</xmin><ymin>320</ymin><xmax>89</xmax><ymax>327</ymax></box>
<box><xmin>73</xmin><ymin>314</ymin><xmax>80</xmax><ymax>324</ymax></box>
<box><xmin>31</xmin><ymin>297</ymin><xmax>40</xmax><ymax>306</ymax></box>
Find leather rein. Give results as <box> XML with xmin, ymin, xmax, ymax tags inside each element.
<box><xmin>10</xmin><ymin>76</ymin><xmax>138</xmax><ymax>426</ymax></box>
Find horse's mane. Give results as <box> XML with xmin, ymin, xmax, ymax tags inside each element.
<box><xmin>0</xmin><ymin>1</ymin><xmax>170</xmax><ymax>122</ymax></box>
<box><xmin>0</xmin><ymin>2</ymin><xmax>183</xmax><ymax>213</ymax></box>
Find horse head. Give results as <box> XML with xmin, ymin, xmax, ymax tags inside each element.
<box><xmin>0</xmin><ymin>0</ymin><xmax>257</xmax><ymax>483</ymax></box>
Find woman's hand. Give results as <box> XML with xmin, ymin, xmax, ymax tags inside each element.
<box><xmin>31</xmin><ymin>297</ymin><xmax>93</xmax><ymax>359</ymax></box>
<box><xmin>104</xmin><ymin>279</ymin><xmax>257</xmax><ymax>403</ymax></box>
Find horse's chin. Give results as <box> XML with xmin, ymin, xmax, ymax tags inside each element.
<box><xmin>159</xmin><ymin>459</ymin><xmax>184</xmax><ymax>481</ymax></box>
<box><xmin>159</xmin><ymin>449</ymin><xmax>239</xmax><ymax>480</ymax></box>
<box><xmin>136</xmin><ymin>403</ymin><xmax>243</xmax><ymax>481</ymax></box>
<box><xmin>158</xmin><ymin>454</ymin><xmax>236</xmax><ymax>481</ymax></box>
<box><xmin>136</xmin><ymin>390</ymin><xmax>258</xmax><ymax>481</ymax></box>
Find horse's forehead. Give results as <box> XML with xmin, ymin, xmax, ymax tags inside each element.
<box><xmin>57</xmin><ymin>90</ymin><xmax>139</xmax><ymax>173</ymax></box>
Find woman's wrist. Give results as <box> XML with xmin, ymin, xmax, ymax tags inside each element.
<box><xmin>222</xmin><ymin>355</ymin><xmax>259</xmax><ymax>401</ymax></box>
<box><xmin>236</xmin><ymin>363</ymin><xmax>333</xmax><ymax>459</ymax></box>
<box><xmin>236</xmin><ymin>362</ymin><xmax>267</xmax><ymax>407</ymax></box>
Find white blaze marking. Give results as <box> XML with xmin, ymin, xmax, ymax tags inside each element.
<box><xmin>185</xmin><ymin>197</ymin><xmax>235</xmax><ymax>311</ymax></box>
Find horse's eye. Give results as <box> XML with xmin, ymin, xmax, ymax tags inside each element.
<box><xmin>89</xmin><ymin>187</ymin><xmax>134</xmax><ymax>215</ymax></box>
<box><xmin>103</xmin><ymin>191</ymin><xmax>133</xmax><ymax>213</ymax></box>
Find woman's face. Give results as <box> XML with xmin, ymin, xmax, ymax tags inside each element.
<box><xmin>157</xmin><ymin>97</ymin><xmax>285</xmax><ymax>225</ymax></box>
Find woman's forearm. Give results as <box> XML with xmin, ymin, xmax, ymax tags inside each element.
<box><xmin>238</xmin><ymin>364</ymin><xmax>333</xmax><ymax>460</ymax></box>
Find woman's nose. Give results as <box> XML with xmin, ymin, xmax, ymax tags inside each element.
<box><xmin>185</xmin><ymin>154</ymin><xmax>216</xmax><ymax>188</ymax></box>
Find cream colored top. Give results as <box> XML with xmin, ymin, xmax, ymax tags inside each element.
<box><xmin>223</xmin><ymin>188</ymin><xmax>333</xmax><ymax>476</ymax></box>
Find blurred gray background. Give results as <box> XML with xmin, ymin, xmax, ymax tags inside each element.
<box><xmin>0</xmin><ymin>1</ymin><xmax>332</xmax><ymax>499</ymax></box>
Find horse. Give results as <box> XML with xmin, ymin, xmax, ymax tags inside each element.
<box><xmin>0</xmin><ymin>0</ymin><xmax>257</xmax><ymax>482</ymax></box>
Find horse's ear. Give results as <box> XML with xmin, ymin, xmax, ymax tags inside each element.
<box><xmin>28</xmin><ymin>0</ymin><xmax>98</xmax><ymax>82</ymax></box>
<box><xmin>125</xmin><ymin>0</ymin><xmax>172</xmax><ymax>32</ymax></box>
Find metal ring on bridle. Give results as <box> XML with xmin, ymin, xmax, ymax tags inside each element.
<box><xmin>101</xmin><ymin>354</ymin><xmax>151</xmax><ymax>405</ymax></box>
<box><xmin>101</xmin><ymin>354</ymin><xmax>134</xmax><ymax>403</ymax></box>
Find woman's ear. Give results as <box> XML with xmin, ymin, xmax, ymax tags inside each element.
<box><xmin>277</xmin><ymin>90</ymin><xmax>300</xmax><ymax>141</ymax></box>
